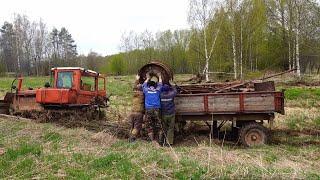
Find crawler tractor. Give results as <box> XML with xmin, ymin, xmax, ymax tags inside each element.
<box><xmin>0</xmin><ymin>67</ymin><xmax>108</xmax><ymax>121</ymax></box>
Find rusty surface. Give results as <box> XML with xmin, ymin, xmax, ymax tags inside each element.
<box><xmin>178</xmin><ymin>81</ymin><xmax>256</xmax><ymax>94</ymax></box>
<box><xmin>177</xmin><ymin>69</ymin><xmax>295</xmax><ymax>94</ymax></box>
<box><xmin>203</xmin><ymin>95</ymin><xmax>208</xmax><ymax>113</ymax></box>
<box><xmin>254</xmin><ymin>81</ymin><xmax>275</xmax><ymax>91</ymax></box>
<box><xmin>244</xmin><ymin>129</ymin><xmax>265</xmax><ymax>146</ymax></box>
<box><xmin>274</xmin><ymin>91</ymin><xmax>285</xmax><ymax>114</ymax></box>
<box><xmin>239</xmin><ymin>93</ymin><xmax>244</xmax><ymax>112</ymax></box>
<box><xmin>138</xmin><ymin>61</ymin><xmax>173</xmax><ymax>84</ymax></box>
<box><xmin>0</xmin><ymin>100</ymin><xmax>9</xmax><ymax>114</ymax></box>
<box><xmin>13</xmin><ymin>95</ymin><xmax>44</xmax><ymax>111</ymax></box>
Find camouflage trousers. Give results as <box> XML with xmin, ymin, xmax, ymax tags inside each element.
<box><xmin>129</xmin><ymin>112</ymin><xmax>144</xmax><ymax>138</ymax></box>
<box><xmin>145</xmin><ymin>108</ymin><xmax>162</xmax><ymax>142</ymax></box>
<box><xmin>162</xmin><ymin>114</ymin><xmax>175</xmax><ymax>145</ymax></box>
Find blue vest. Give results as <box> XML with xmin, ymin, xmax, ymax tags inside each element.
<box><xmin>142</xmin><ymin>82</ymin><xmax>162</xmax><ymax>109</ymax></box>
<box><xmin>160</xmin><ymin>88</ymin><xmax>177</xmax><ymax>115</ymax></box>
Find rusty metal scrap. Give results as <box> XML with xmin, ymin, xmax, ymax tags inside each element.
<box><xmin>135</xmin><ymin>61</ymin><xmax>293</xmax><ymax>95</ymax></box>
<box><xmin>138</xmin><ymin>61</ymin><xmax>173</xmax><ymax>84</ymax></box>
<box><xmin>177</xmin><ymin>69</ymin><xmax>296</xmax><ymax>94</ymax></box>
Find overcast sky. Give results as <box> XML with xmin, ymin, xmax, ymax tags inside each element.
<box><xmin>0</xmin><ymin>0</ymin><xmax>189</xmax><ymax>56</ymax></box>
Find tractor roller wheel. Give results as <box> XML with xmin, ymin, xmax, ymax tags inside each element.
<box><xmin>239</xmin><ymin>122</ymin><xmax>268</xmax><ymax>147</ymax></box>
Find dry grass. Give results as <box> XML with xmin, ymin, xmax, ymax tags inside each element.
<box><xmin>0</xmin><ymin>74</ymin><xmax>319</xmax><ymax>179</ymax></box>
<box><xmin>277</xmin><ymin>107</ymin><xmax>320</xmax><ymax>128</ymax></box>
<box><xmin>2</xmin><ymin>115</ymin><xmax>318</xmax><ymax>179</ymax></box>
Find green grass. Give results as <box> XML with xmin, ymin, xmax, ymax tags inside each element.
<box><xmin>42</xmin><ymin>132</ymin><xmax>62</xmax><ymax>143</ymax></box>
<box><xmin>0</xmin><ymin>118</ymin><xmax>319</xmax><ymax>179</ymax></box>
<box><xmin>285</xmin><ymin>87</ymin><xmax>320</xmax><ymax>100</ymax></box>
<box><xmin>0</xmin><ymin>75</ymin><xmax>319</xmax><ymax>179</ymax></box>
<box><xmin>106</xmin><ymin>75</ymin><xmax>133</xmax><ymax>107</ymax></box>
<box><xmin>91</xmin><ymin>152</ymin><xmax>141</xmax><ymax>179</ymax></box>
<box><xmin>0</xmin><ymin>76</ymin><xmax>48</xmax><ymax>97</ymax></box>
<box><xmin>0</xmin><ymin>76</ymin><xmax>48</xmax><ymax>90</ymax></box>
<box><xmin>0</xmin><ymin>143</ymin><xmax>42</xmax><ymax>178</ymax></box>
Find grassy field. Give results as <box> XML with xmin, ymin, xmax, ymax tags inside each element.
<box><xmin>0</xmin><ymin>75</ymin><xmax>319</xmax><ymax>179</ymax></box>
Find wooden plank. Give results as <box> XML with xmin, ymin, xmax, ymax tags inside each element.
<box><xmin>244</xmin><ymin>95</ymin><xmax>274</xmax><ymax>111</ymax></box>
<box><xmin>207</xmin><ymin>96</ymin><xmax>240</xmax><ymax>112</ymax></box>
<box><xmin>175</xmin><ymin>96</ymin><xmax>204</xmax><ymax>112</ymax></box>
<box><xmin>175</xmin><ymin>92</ymin><xmax>280</xmax><ymax>114</ymax></box>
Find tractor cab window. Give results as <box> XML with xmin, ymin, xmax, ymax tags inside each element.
<box><xmin>57</xmin><ymin>72</ymin><xmax>73</xmax><ymax>89</ymax></box>
<box><xmin>81</xmin><ymin>76</ymin><xmax>95</xmax><ymax>91</ymax></box>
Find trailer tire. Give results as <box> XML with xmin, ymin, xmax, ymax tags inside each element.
<box><xmin>239</xmin><ymin>122</ymin><xmax>268</xmax><ymax>147</ymax></box>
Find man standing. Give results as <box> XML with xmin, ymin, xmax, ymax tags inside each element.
<box><xmin>128</xmin><ymin>75</ymin><xmax>145</xmax><ymax>142</ymax></box>
<box><xmin>160</xmin><ymin>84</ymin><xmax>177</xmax><ymax>146</ymax></box>
<box><xmin>142</xmin><ymin>73</ymin><xmax>163</xmax><ymax>144</ymax></box>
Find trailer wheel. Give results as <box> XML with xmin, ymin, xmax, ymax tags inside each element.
<box><xmin>239</xmin><ymin>122</ymin><xmax>268</xmax><ymax>147</ymax></box>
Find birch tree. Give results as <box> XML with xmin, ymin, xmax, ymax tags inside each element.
<box><xmin>188</xmin><ymin>0</ymin><xmax>221</xmax><ymax>81</ymax></box>
<box><xmin>227</xmin><ymin>0</ymin><xmax>239</xmax><ymax>79</ymax></box>
<box><xmin>33</xmin><ymin>19</ymin><xmax>47</xmax><ymax>76</ymax></box>
<box><xmin>294</xmin><ymin>0</ymin><xmax>301</xmax><ymax>77</ymax></box>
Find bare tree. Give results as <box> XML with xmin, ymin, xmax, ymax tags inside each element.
<box><xmin>295</xmin><ymin>0</ymin><xmax>301</xmax><ymax>77</ymax></box>
<box><xmin>13</xmin><ymin>14</ymin><xmax>35</xmax><ymax>75</ymax></box>
<box><xmin>188</xmin><ymin>0</ymin><xmax>221</xmax><ymax>81</ymax></box>
<box><xmin>0</xmin><ymin>22</ymin><xmax>18</xmax><ymax>72</ymax></box>
<box><xmin>32</xmin><ymin>19</ymin><xmax>48</xmax><ymax>76</ymax></box>
<box><xmin>141</xmin><ymin>30</ymin><xmax>155</xmax><ymax>61</ymax></box>
<box><xmin>86</xmin><ymin>51</ymin><xmax>102</xmax><ymax>70</ymax></box>
<box><xmin>227</xmin><ymin>0</ymin><xmax>240</xmax><ymax>79</ymax></box>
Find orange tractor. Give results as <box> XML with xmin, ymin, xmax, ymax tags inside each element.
<box><xmin>0</xmin><ymin>67</ymin><xmax>108</xmax><ymax>121</ymax></box>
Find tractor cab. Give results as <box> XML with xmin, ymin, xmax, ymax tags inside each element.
<box><xmin>36</xmin><ymin>67</ymin><xmax>107</xmax><ymax>107</ymax></box>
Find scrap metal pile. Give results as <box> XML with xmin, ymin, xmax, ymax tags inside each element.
<box><xmin>135</xmin><ymin>62</ymin><xmax>296</xmax><ymax>95</ymax></box>
<box><xmin>177</xmin><ymin>80</ymin><xmax>276</xmax><ymax>94</ymax></box>
<box><xmin>178</xmin><ymin>69</ymin><xmax>296</xmax><ymax>94</ymax></box>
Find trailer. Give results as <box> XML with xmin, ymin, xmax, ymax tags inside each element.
<box><xmin>136</xmin><ymin>61</ymin><xmax>286</xmax><ymax>146</ymax></box>
<box><xmin>175</xmin><ymin>89</ymin><xmax>285</xmax><ymax>146</ymax></box>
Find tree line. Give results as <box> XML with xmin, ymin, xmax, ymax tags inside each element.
<box><xmin>0</xmin><ymin>14</ymin><xmax>103</xmax><ymax>76</ymax></box>
<box><xmin>1</xmin><ymin>0</ymin><xmax>319</xmax><ymax>80</ymax></box>
<box><xmin>105</xmin><ymin>0</ymin><xmax>320</xmax><ymax>80</ymax></box>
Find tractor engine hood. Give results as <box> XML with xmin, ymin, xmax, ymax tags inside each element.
<box><xmin>36</xmin><ymin>88</ymin><xmax>77</xmax><ymax>105</ymax></box>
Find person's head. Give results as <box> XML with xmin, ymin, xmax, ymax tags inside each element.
<box><xmin>147</xmin><ymin>81</ymin><xmax>157</xmax><ymax>89</ymax></box>
<box><xmin>162</xmin><ymin>84</ymin><xmax>171</xmax><ymax>92</ymax></box>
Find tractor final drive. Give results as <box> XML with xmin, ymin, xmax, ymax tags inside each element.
<box><xmin>0</xmin><ymin>67</ymin><xmax>108</xmax><ymax>122</ymax></box>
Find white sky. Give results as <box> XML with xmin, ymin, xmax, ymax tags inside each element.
<box><xmin>0</xmin><ymin>0</ymin><xmax>189</xmax><ymax>56</ymax></box>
